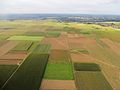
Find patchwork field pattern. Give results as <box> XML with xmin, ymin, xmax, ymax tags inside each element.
<box><xmin>0</xmin><ymin>20</ymin><xmax>120</xmax><ymax>90</ymax></box>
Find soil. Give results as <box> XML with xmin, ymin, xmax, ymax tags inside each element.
<box><xmin>40</xmin><ymin>80</ymin><xmax>76</xmax><ymax>90</ymax></box>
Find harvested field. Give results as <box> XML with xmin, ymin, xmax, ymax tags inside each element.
<box><xmin>68</xmin><ymin>37</ymin><xmax>96</xmax><ymax>50</ymax></box>
<box><xmin>0</xmin><ymin>52</ymin><xmax>28</xmax><ymax>60</ymax></box>
<box><xmin>0</xmin><ymin>60</ymin><xmax>21</xmax><ymax>65</ymax></box>
<box><xmin>49</xmin><ymin>50</ymin><xmax>70</xmax><ymax>63</ymax></box>
<box><xmin>71</xmin><ymin>53</ymin><xmax>96</xmax><ymax>62</ymax></box>
<box><xmin>101</xmin><ymin>38</ymin><xmax>120</xmax><ymax>56</ymax></box>
<box><xmin>40</xmin><ymin>80</ymin><xmax>76</xmax><ymax>90</ymax></box>
<box><xmin>41</xmin><ymin>37</ymin><xmax>69</xmax><ymax>50</ymax></box>
<box><xmin>0</xmin><ymin>41</ymin><xmax>8</xmax><ymax>47</ymax></box>
<box><xmin>100</xmin><ymin>63</ymin><xmax>120</xmax><ymax>90</ymax></box>
<box><xmin>0</xmin><ymin>41</ymin><xmax>19</xmax><ymax>57</ymax></box>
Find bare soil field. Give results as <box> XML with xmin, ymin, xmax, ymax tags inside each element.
<box><xmin>68</xmin><ymin>33</ymin><xmax>85</xmax><ymax>38</ymax></box>
<box><xmin>0</xmin><ymin>41</ymin><xmax>19</xmax><ymax>57</ymax></box>
<box><xmin>71</xmin><ymin>53</ymin><xmax>96</xmax><ymax>62</ymax></box>
<box><xmin>41</xmin><ymin>37</ymin><xmax>69</xmax><ymax>50</ymax></box>
<box><xmin>100</xmin><ymin>63</ymin><xmax>120</xmax><ymax>90</ymax></box>
<box><xmin>0</xmin><ymin>40</ymin><xmax>8</xmax><ymax>47</ymax></box>
<box><xmin>40</xmin><ymin>80</ymin><xmax>76</xmax><ymax>90</ymax></box>
<box><xmin>101</xmin><ymin>38</ymin><xmax>120</xmax><ymax>56</ymax></box>
<box><xmin>0</xmin><ymin>52</ymin><xmax>28</xmax><ymax>60</ymax></box>
<box><xmin>0</xmin><ymin>59</ymin><xmax>21</xmax><ymax>65</ymax></box>
<box><xmin>68</xmin><ymin>36</ymin><xmax>96</xmax><ymax>49</ymax></box>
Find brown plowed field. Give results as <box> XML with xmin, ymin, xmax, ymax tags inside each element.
<box><xmin>101</xmin><ymin>38</ymin><xmax>120</xmax><ymax>56</ymax></box>
<box><xmin>71</xmin><ymin>53</ymin><xmax>96</xmax><ymax>62</ymax></box>
<box><xmin>0</xmin><ymin>41</ymin><xmax>19</xmax><ymax>57</ymax></box>
<box><xmin>0</xmin><ymin>59</ymin><xmax>21</xmax><ymax>65</ymax></box>
<box><xmin>0</xmin><ymin>52</ymin><xmax>27</xmax><ymax>60</ymax></box>
<box><xmin>40</xmin><ymin>80</ymin><xmax>76</xmax><ymax>90</ymax></box>
<box><xmin>41</xmin><ymin>37</ymin><xmax>69</xmax><ymax>50</ymax></box>
<box><xmin>0</xmin><ymin>40</ymin><xmax>8</xmax><ymax>47</ymax></box>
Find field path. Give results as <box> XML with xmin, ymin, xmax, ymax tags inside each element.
<box><xmin>0</xmin><ymin>41</ymin><xmax>19</xmax><ymax>57</ymax></box>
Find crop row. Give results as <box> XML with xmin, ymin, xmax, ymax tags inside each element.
<box><xmin>0</xmin><ymin>65</ymin><xmax>17</xmax><ymax>89</ymax></box>
<box><xmin>75</xmin><ymin>71</ymin><xmax>113</xmax><ymax>90</ymax></box>
<box><xmin>1</xmin><ymin>44</ymin><xmax>51</xmax><ymax>90</ymax></box>
<box><xmin>11</xmin><ymin>41</ymin><xmax>33</xmax><ymax>51</ymax></box>
<box><xmin>74</xmin><ymin>63</ymin><xmax>112</xmax><ymax>90</ymax></box>
<box><xmin>1</xmin><ymin>53</ymin><xmax>49</xmax><ymax>90</ymax></box>
<box><xmin>74</xmin><ymin>63</ymin><xmax>101</xmax><ymax>71</ymax></box>
<box><xmin>34</xmin><ymin>44</ymin><xmax>51</xmax><ymax>54</ymax></box>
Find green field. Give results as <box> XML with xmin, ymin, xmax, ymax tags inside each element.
<box><xmin>0</xmin><ymin>65</ymin><xmax>17</xmax><ymax>88</ymax></box>
<box><xmin>74</xmin><ymin>63</ymin><xmax>101</xmax><ymax>71</ymax></box>
<box><xmin>7</xmin><ymin>36</ymin><xmax>44</xmax><ymax>41</ymax></box>
<box><xmin>44</xmin><ymin>62</ymin><xmax>73</xmax><ymax>80</ymax></box>
<box><xmin>1</xmin><ymin>53</ymin><xmax>49</xmax><ymax>90</ymax></box>
<box><xmin>75</xmin><ymin>71</ymin><xmax>113</xmax><ymax>90</ymax></box>
<box><xmin>44</xmin><ymin>50</ymin><xmax>73</xmax><ymax>80</ymax></box>
<box><xmin>34</xmin><ymin>44</ymin><xmax>51</xmax><ymax>54</ymax></box>
<box><xmin>11</xmin><ymin>41</ymin><xmax>33</xmax><ymax>51</ymax></box>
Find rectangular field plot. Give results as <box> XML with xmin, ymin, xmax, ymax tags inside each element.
<box><xmin>34</xmin><ymin>44</ymin><xmax>51</xmax><ymax>54</ymax></box>
<box><xmin>0</xmin><ymin>60</ymin><xmax>21</xmax><ymax>65</ymax></box>
<box><xmin>74</xmin><ymin>63</ymin><xmax>101</xmax><ymax>71</ymax></box>
<box><xmin>0</xmin><ymin>53</ymin><xmax>27</xmax><ymax>60</ymax></box>
<box><xmin>0</xmin><ymin>65</ymin><xmax>17</xmax><ymax>88</ymax></box>
<box><xmin>75</xmin><ymin>71</ymin><xmax>113</xmax><ymax>90</ymax></box>
<box><xmin>1</xmin><ymin>53</ymin><xmax>49</xmax><ymax>90</ymax></box>
<box><xmin>11</xmin><ymin>41</ymin><xmax>33</xmax><ymax>51</ymax></box>
<box><xmin>44</xmin><ymin>50</ymin><xmax>73</xmax><ymax>80</ymax></box>
<box><xmin>7</xmin><ymin>36</ymin><xmax>44</xmax><ymax>41</ymax></box>
<box><xmin>49</xmin><ymin>50</ymin><xmax>70</xmax><ymax>63</ymax></box>
<box><xmin>44</xmin><ymin>63</ymin><xmax>73</xmax><ymax>80</ymax></box>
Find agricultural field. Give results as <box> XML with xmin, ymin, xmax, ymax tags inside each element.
<box><xmin>11</xmin><ymin>41</ymin><xmax>33</xmax><ymax>52</ymax></box>
<box><xmin>7</xmin><ymin>36</ymin><xmax>44</xmax><ymax>41</ymax></box>
<box><xmin>74</xmin><ymin>63</ymin><xmax>112</xmax><ymax>90</ymax></box>
<box><xmin>0</xmin><ymin>20</ymin><xmax>120</xmax><ymax>90</ymax></box>
<box><xmin>0</xmin><ymin>65</ymin><xmax>17</xmax><ymax>88</ymax></box>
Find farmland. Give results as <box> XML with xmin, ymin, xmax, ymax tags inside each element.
<box><xmin>0</xmin><ymin>19</ymin><xmax>120</xmax><ymax>90</ymax></box>
<box><xmin>11</xmin><ymin>41</ymin><xmax>33</xmax><ymax>52</ymax></box>
<box><xmin>1</xmin><ymin>44</ymin><xmax>50</xmax><ymax>90</ymax></box>
<box><xmin>7</xmin><ymin>36</ymin><xmax>44</xmax><ymax>41</ymax></box>
<box><xmin>0</xmin><ymin>65</ymin><xmax>17</xmax><ymax>88</ymax></box>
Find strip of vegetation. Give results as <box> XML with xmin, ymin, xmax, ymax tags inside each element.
<box><xmin>0</xmin><ymin>65</ymin><xmax>17</xmax><ymax>89</ymax></box>
<box><xmin>34</xmin><ymin>44</ymin><xmax>51</xmax><ymax>54</ymax></box>
<box><xmin>7</xmin><ymin>36</ymin><xmax>44</xmax><ymax>41</ymax></box>
<box><xmin>74</xmin><ymin>63</ymin><xmax>101</xmax><ymax>71</ymax></box>
<box><xmin>11</xmin><ymin>41</ymin><xmax>33</xmax><ymax>51</ymax></box>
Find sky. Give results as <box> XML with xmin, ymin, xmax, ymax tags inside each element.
<box><xmin>0</xmin><ymin>0</ymin><xmax>120</xmax><ymax>14</ymax></box>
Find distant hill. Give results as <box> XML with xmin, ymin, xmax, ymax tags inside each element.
<box><xmin>0</xmin><ymin>14</ymin><xmax>120</xmax><ymax>22</ymax></box>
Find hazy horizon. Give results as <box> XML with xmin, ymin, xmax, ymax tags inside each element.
<box><xmin>0</xmin><ymin>0</ymin><xmax>120</xmax><ymax>15</ymax></box>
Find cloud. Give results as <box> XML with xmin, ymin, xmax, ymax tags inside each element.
<box><xmin>0</xmin><ymin>0</ymin><xmax>120</xmax><ymax>14</ymax></box>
